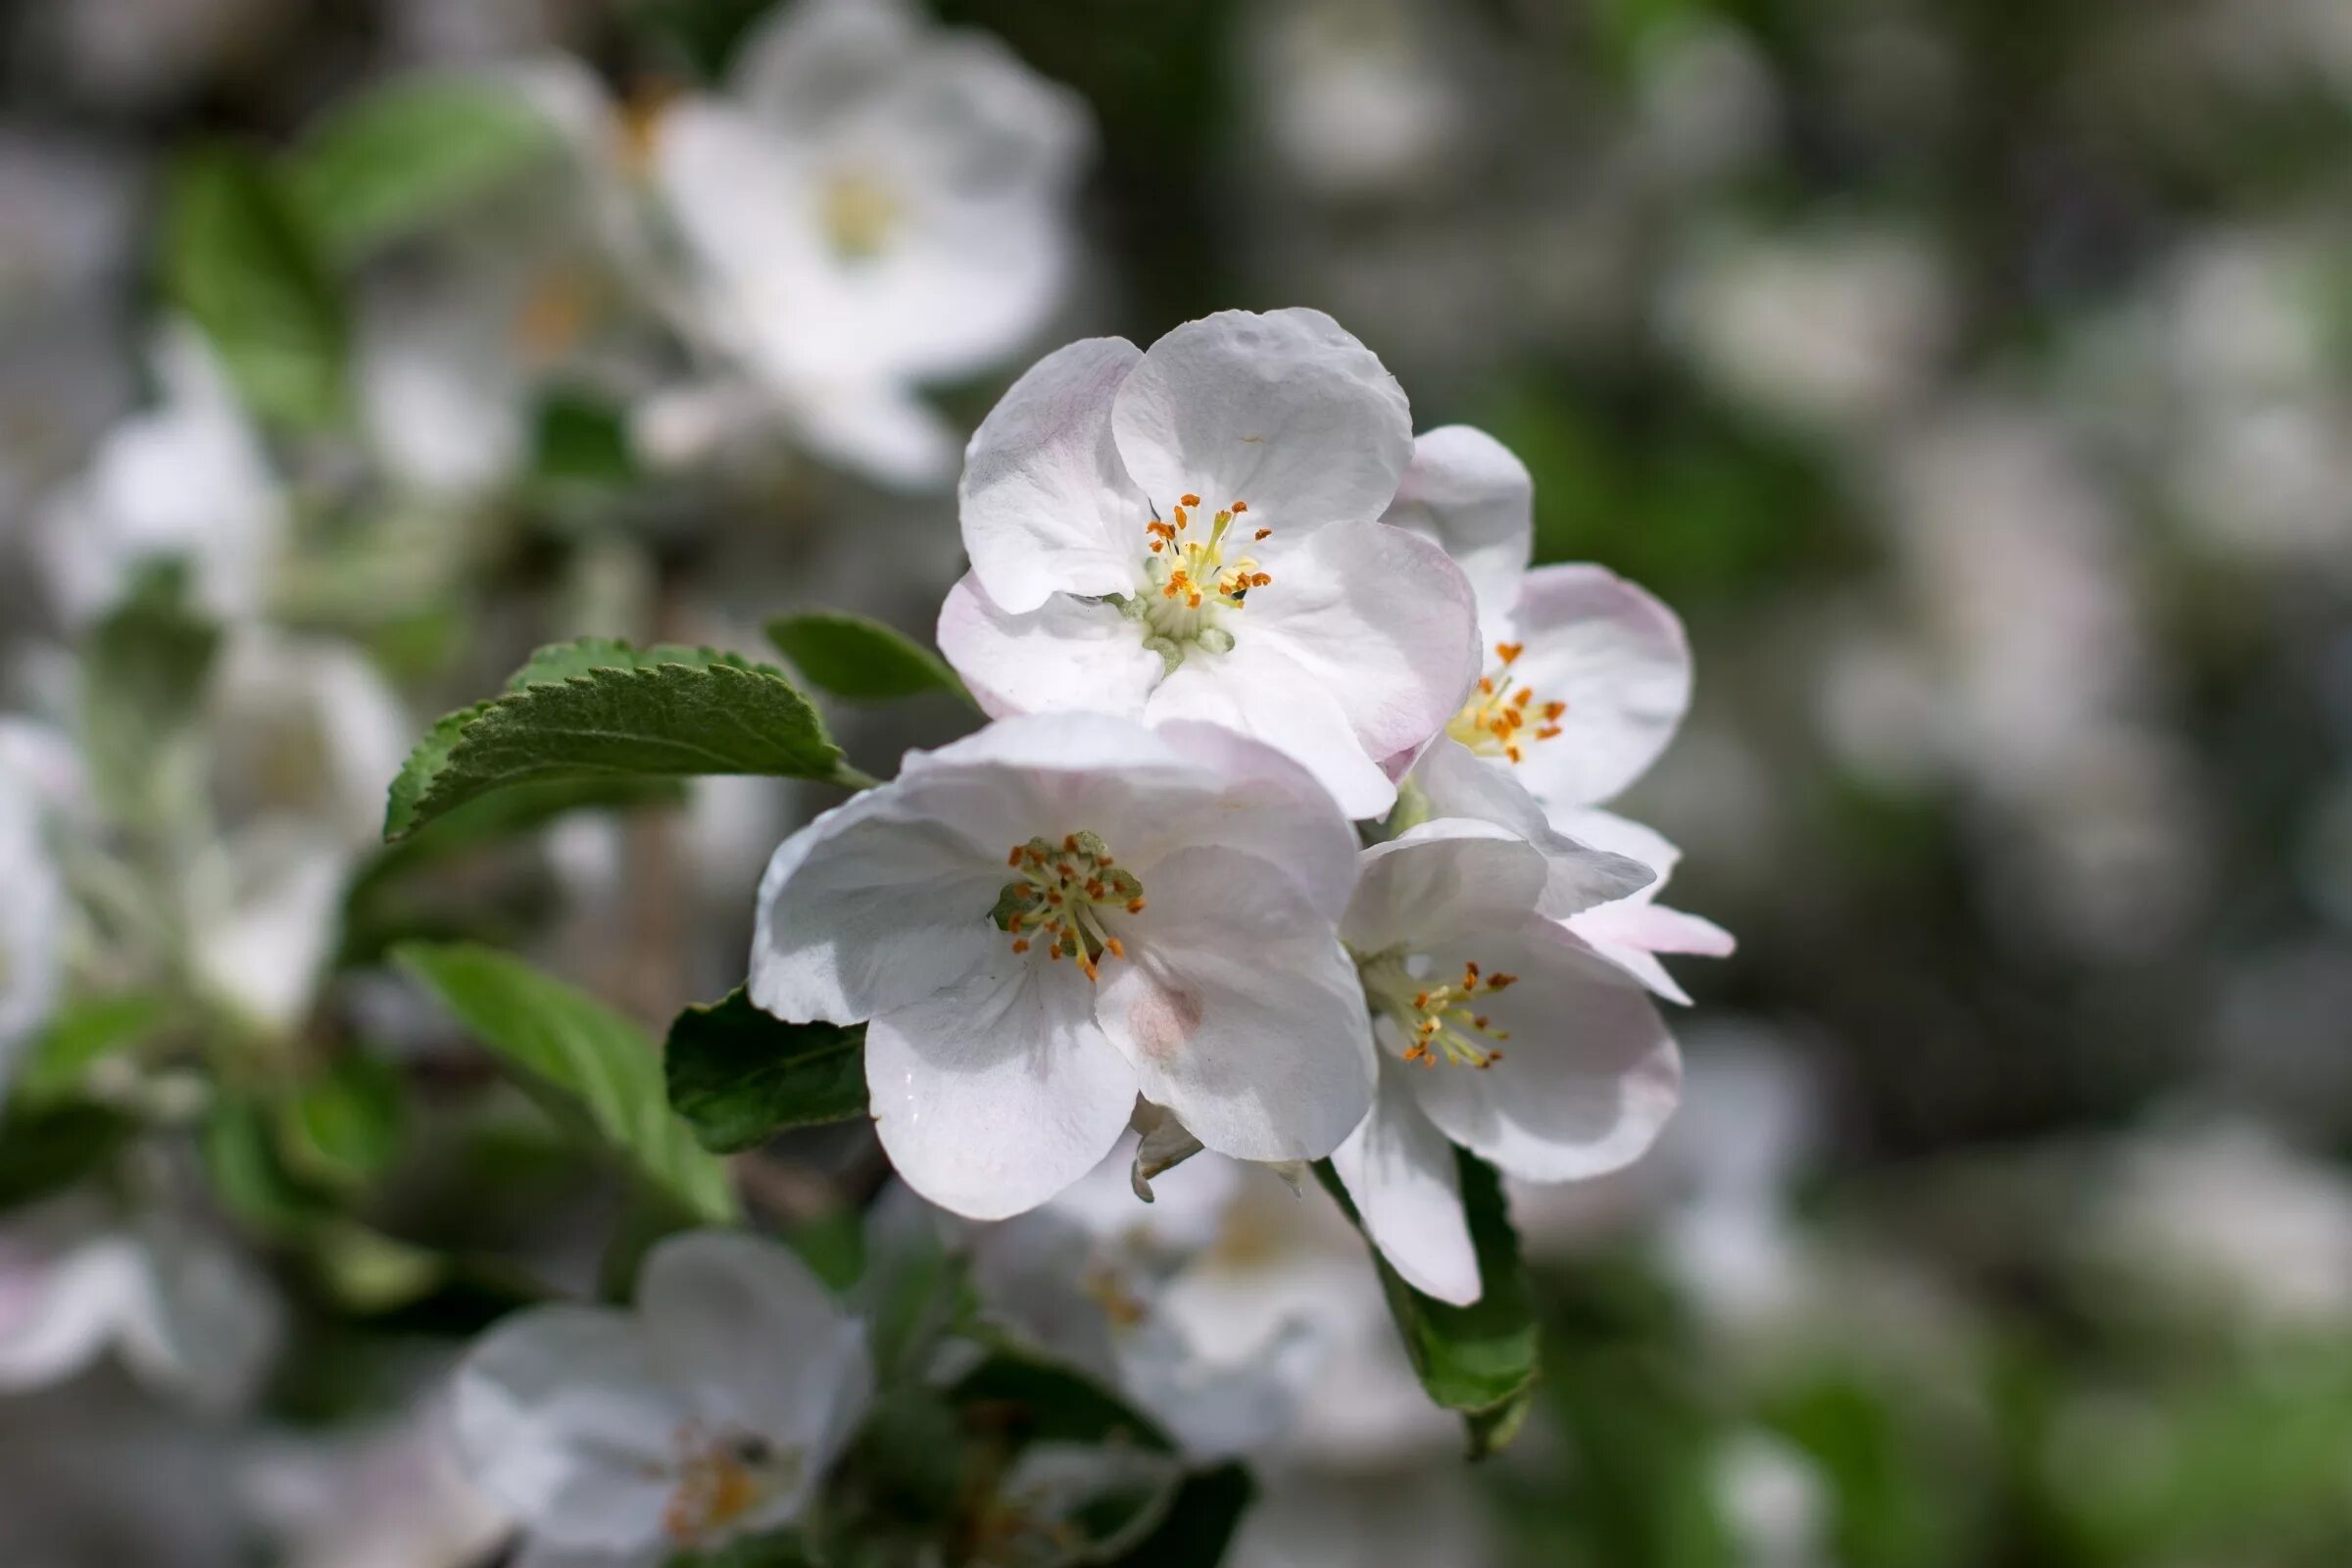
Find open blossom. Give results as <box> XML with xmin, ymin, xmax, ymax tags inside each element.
<box><xmin>454</xmin><ymin>1231</ymin><xmax>871</xmax><ymax>1563</ymax></box>
<box><xmin>751</xmin><ymin>712</ymin><xmax>1371</xmax><ymax>1219</ymax></box>
<box><xmin>645</xmin><ymin>0</ymin><xmax>1089</xmax><ymax>488</ymax></box>
<box><xmin>1385</xmin><ymin>424</ymin><xmax>1732</xmax><ymax>995</ymax></box>
<box><xmin>1332</xmin><ymin>820</ymin><xmax>1681</xmax><ymax>1303</ymax></box>
<box><xmin>937</xmin><ymin>309</ymin><xmax>1483</xmax><ymax>819</ymax></box>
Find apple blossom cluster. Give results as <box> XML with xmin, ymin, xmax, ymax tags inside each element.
<box><xmin>753</xmin><ymin>307</ymin><xmax>1728</xmax><ymax>1302</ymax></box>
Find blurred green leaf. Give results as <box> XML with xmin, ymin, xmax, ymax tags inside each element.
<box><xmin>1316</xmin><ymin>1149</ymin><xmax>1540</xmax><ymax>1457</ymax></box>
<box><xmin>78</xmin><ymin>564</ymin><xmax>221</xmax><ymax>825</ymax></box>
<box><xmin>952</xmin><ymin>1344</ymin><xmax>1177</xmax><ymax>1455</ymax></box>
<box><xmin>663</xmin><ymin>989</ymin><xmax>868</xmax><ymax>1153</ymax></box>
<box><xmin>0</xmin><ymin>1101</ymin><xmax>139</xmax><ymax>1211</ymax></box>
<box><xmin>161</xmin><ymin>144</ymin><xmax>348</xmax><ymax>429</ymax></box>
<box><xmin>203</xmin><ymin>1091</ymin><xmax>337</xmax><ymax>1232</ymax></box>
<box><xmin>765</xmin><ymin>612</ymin><xmax>972</xmax><ymax>706</ymax></box>
<box><xmin>394</xmin><ymin>941</ymin><xmax>737</xmax><ymax>1223</ymax></box>
<box><xmin>667</xmin><ymin>1531</ymin><xmax>817</xmax><ymax>1568</ymax></box>
<box><xmin>383</xmin><ymin>640</ymin><xmax>847</xmax><ymax>841</ymax></box>
<box><xmin>1104</xmin><ymin>1461</ymin><xmax>1255</xmax><ymax>1568</ymax></box>
<box><xmin>14</xmin><ymin>994</ymin><xmax>169</xmax><ymax>1106</ymax></box>
<box><xmin>289</xmin><ymin>74</ymin><xmax>561</xmax><ymax>260</ymax></box>
<box><xmin>281</xmin><ymin>1053</ymin><xmax>408</xmax><ymax>1188</ymax></box>
<box><xmin>533</xmin><ymin>386</ymin><xmax>638</xmax><ymax>487</ymax></box>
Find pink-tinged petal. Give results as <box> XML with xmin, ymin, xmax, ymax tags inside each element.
<box><xmin>936</xmin><ymin>572</ymin><xmax>1163</xmax><ymax>719</ymax></box>
<box><xmin>1247</xmin><ymin>521</ymin><xmax>1482</xmax><ymax>768</ymax></box>
<box><xmin>0</xmin><ymin>1236</ymin><xmax>141</xmax><ymax>1393</ymax></box>
<box><xmin>1148</xmin><ymin>719</ymin><xmax>1362</xmax><ymax>925</ymax></box>
<box><xmin>1332</xmin><ymin>1069</ymin><xmax>1482</xmax><ymax>1305</ymax></box>
<box><xmin>453</xmin><ymin>1305</ymin><xmax>682</xmax><ymax>1551</ymax></box>
<box><xmin>1145</xmin><ymin>641</ymin><xmax>1398</xmax><ymax>819</ymax></box>
<box><xmin>1551</xmin><ymin>808</ymin><xmax>1682</xmax><ymax>903</ymax></box>
<box><xmin>1406</xmin><ymin>920</ymin><xmax>1682</xmax><ymax>1183</ymax></box>
<box><xmin>1380</xmin><ymin>425</ymin><xmax>1535</xmax><ymax>645</ymax></box>
<box><xmin>1504</xmin><ymin>565</ymin><xmax>1692</xmax><ymax>810</ymax></box>
<box><xmin>1569</xmin><ymin>902</ymin><xmax>1736</xmax><ymax>1006</ymax></box>
<box><xmin>959</xmin><ymin>338</ymin><xmax>1153</xmax><ymax>612</ymax></box>
<box><xmin>1110</xmin><ymin>309</ymin><xmax>1411</xmax><ymax>537</ymax></box>
<box><xmin>1341</xmin><ymin>819</ymin><xmax>1548</xmax><ymax>958</ymax></box>
<box><xmin>867</xmin><ymin>955</ymin><xmax>1137</xmax><ymax>1220</ymax></box>
<box><xmin>1097</xmin><ymin>851</ymin><xmax>1373</xmax><ymax>1164</ymax></box>
<box><xmin>1409</xmin><ymin>739</ymin><xmax>1655</xmax><ymax>918</ymax></box>
<box><xmin>639</xmin><ymin>1232</ymin><xmax>873</xmax><ymax>1472</ymax></box>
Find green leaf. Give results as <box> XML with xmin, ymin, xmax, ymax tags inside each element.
<box><xmin>14</xmin><ymin>994</ymin><xmax>169</xmax><ymax>1106</ymax></box>
<box><xmin>281</xmin><ymin>1053</ymin><xmax>409</xmax><ymax>1187</ymax></box>
<box><xmin>394</xmin><ymin>941</ymin><xmax>737</xmax><ymax>1223</ymax></box>
<box><xmin>383</xmin><ymin>641</ymin><xmax>848</xmax><ymax>842</ymax></box>
<box><xmin>952</xmin><ymin>1346</ymin><xmax>1177</xmax><ymax>1455</ymax></box>
<box><xmin>0</xmin><ymin>1101</ymin><xmax>138</xmax><ymax>1212</ymax></box>
<box><xmin>668</xmin><ymin>1530</ymin><xmax>816</xmax><ymax>1568</ymax></box>
<box><xmin>533</xmin><ymin>386</ymin><xmax>637</xmax><ymax>487</ymax></box>
<box><xmin>663</xmin><ymin>990</ymin><xmax>867</xmax><ymax>1153</ymax></box>
<box><xmin>78</xmin><ymin>565</ymin><xmax>222</xmax><ymax>824</ymax></box>
<box><xmin>1316</xmin><ymin>1149</ymin><xmax>1540</xmax><ymax>1457</ymax></box>
<box><xmin>289</xmin><ymin>74</ymin><xmax>562</xmax><ymax>260</ymax></box>
<box><xmin>1104</xmin><ymin>1461</ymin><xmax>1256</xmax><ymax>1568</ymax></box>
<box><xmin>160</xmin><ymin>144</ymin><xmax>347</xmax><ymax>429</ymax></box>
<box><xmin>764</xmin><ymin>612</ymin><xmax>971</xmax><ymax>706</ymax></box>
<box><xmin>202</xmin><ymin>1091</ymin><xmax>337</xmax><ymax>1232</ymax></box>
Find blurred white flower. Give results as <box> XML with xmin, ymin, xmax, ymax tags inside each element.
<box><xmin>938</xmin><ymin>310</ymin><xmax>1481</xmax><ymax>818</ymax></box>
<box><xmin>0</xmin><ymin>1195</ymin><xmax>279</xmax><ymax>1412</ymax></box>
<box><xmin>242</xmin><ymin>1394</ymin><xmax>512</xmax><ymax>1568</ymax></box>
<box><xmin>750</xmin><ymin>713</ymin><xmax>1371</xmax><ymax>1219</ymax></box>
<box><xmin>31</xmin><ymin>323</ymin><xmax>284</xmax><ymax>628</ymax></box>
<box><xmin>1247</xmin><ymin>0</ymin><xmax>1471</xmax><ymax>202</ymax></box>
<box><xmin>1715</xmin><ymin>1430</ymin><xmax>1831</xmax><ymax>1568</ymax></box>
<box><xmin>1229</xmin><ymin>1468</ymin><xmax>1491</xmax><ymax>1568</ymax></box>
<box><xmin>1665</xmin><ymin>224</ymin><xmax>1949</xmax><ymax>436</ymax></box>
<box><xmin>454</xmin><ymin>1230</ymin><xmax>872</xmax><ymax>1562</ymax></box>
<box><xmin>643</xmin><ymin>0</ymin><xmax>1089</xmax><ymax>488</ymax></box>
<box><xmin>1333</xmin><ymin>819</ymin><xmax>1680</xmax><ymax>1303</ymax></box>
<box><xmin>0</xmin><ymin>758</ymin><xmax>67</xmax><ymax>1100</ymax></box>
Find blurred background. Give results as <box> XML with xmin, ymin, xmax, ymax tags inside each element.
<box><xmin>5</xmin><ymin>0</ymin><xmax>2352</xmax><ymax>1564</ymax></box>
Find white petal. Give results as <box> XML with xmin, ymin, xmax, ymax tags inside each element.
<box><xmin>189</xmin><ymin>827</ymin><xmax>351</xmax><ymax>1038</ymax></box>
<box><xmin>0</xmin><ymin>1234</ymin><xmax>142</xmax><ymax>1393</ymax></box>
<box><xmin>731</xmin><ymin>0</ymin><xmax>923</xmax><ymax>128</ymax></box>
<box><xmin>1379</xmin><ymin>425</ymin><xmax>1534</xmax><ymax>645</ymax></box>
<box><xmin>959</xmin><ymin>337</ymin><xmax>1152</xmax><ymax>612</ymax></box>
<box><xmin>1146</xmin><ymin>641</ymin><xmax>1397</xmax><ymax>819</ymax></box>
<box><xmin>935</xmin><ymin>572</ymin><xmax>1161</xmax><ymax>719</ymax></box>
<box><xmin>1341</xmin><ymin>819</ymin><xmax>1548</xmax><ymax>957</ymax></box>
<box><xmin>1110</xmin><ymin>309</ymin><xmax>1411</xmax><ymax>537</ymax></box>
<box><xmin>1408</xmin><ymin>920</ymin><xmax>1682</xmax><ymax>1183</ymax></box>
<box><xmin>1505</xmin><ymin>565</ymin><xmax>1692</xmax><ymax>809</ymax></box>
<box><xmin>1409</xmin><ymin>740</ymin><xmax>1655</xmax><ymax>918</ymax></box>
<box><xmin>639</xmin><ymin>1232</ymin><xmax>872</xmax><ymax>1485</ymax></box>
<box><xmin>867</xmin><ymin>954</ymin><xmax>1138</xmax><ymax>1220</ymax></box>
<box><xmin>453</xmin><ymin>1305</ymin><xmax>682</xmax><ymax>1550</ymax></box>
<box><xmin>790</xmin><ymin>377</ymin><xmax>958</xmax><ymax>491</ymax></box>
<box><xmin>1551</xmin><ymin>808</ymin><xmax>1683</xmax><ymax>903</ymax></box>
<box><xmin>748</xmin><ymin>784</ymin><xmax>1008</xmax><ymax>1026</ymax></box>
<box><xmin>1332</xmin><ymin>1068</ymin><xmax>1481</xmax><ymax>1304</ymax></box>
<box><xmin>1245</xmin><ymin>521</ymin><xmax>1482</xmax><ymax>768</ymax></box>
<box><xmin>1569</xmin><ymin>902</ymin><xmax>1736</xmax><ymax>1005</ymax></box>
<box><xmin>117</xmin><ymin>1218</ymin><xmax>280</xmax><ymax>1411</ymax></box>
<box><xmin>1097</xmin><ymin>850</ymin><xmax>1373</xmax><ymax>1164</ymax></box>
<box><xmin>1145</xmin><ymin>719</ymin><xmax>1363</xmax><ymax>925</ymax></box>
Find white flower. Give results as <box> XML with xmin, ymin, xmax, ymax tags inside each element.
<box><xmin>0</xmin><ymin>766</ymin><xmax>66</xmax><ymax>1102</ymax></box>
<box><xmin>1331</xmin><ymin>820</ymin><xmax>1681</xmax><ymax>1303</ymax></box>
<box><xmin>1384</xmin><ymin>425</ymin><xmax>1731</xmax><ymax>994</ymax></box>
<box><xmin>454</xmin><ymin>1230</ymin><xmax>872</xmax><ymax>1562</ymax></box>
<box><xmin>0</xmin><ymin>1196</ymin><xmax>280</xmax><ymax>1411</ymax></box>
<box><xmin>242</xmin><ymin>1394</ymin><xmax>513</xmax><ymax>1568</ymax></box>
<box><xmin>751</xmin><ymin>712</ymin><xmax>1372</xmax><ymax>1219</ymax></box>
<box><xmin>937</xmin><ymin>310</ymin><xmax>1482</xmax><ymax>819</ymax></box>
<box><xmin>30</xmin><ymin>322</ymin><xmax>284</xmax><ymax>628</ymax></box>
<box><xmin>645</xmin><ymin>0</ymin><xmax>1089</xmax><ymax>488</ymax></box>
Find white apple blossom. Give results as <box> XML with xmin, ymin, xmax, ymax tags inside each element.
<box><xmin>30</xmin><ymin>323</ymin><xmax>284</xmax><ymax>628</ymax></box>
<box><xmin>642</xmin><ymin>0</ymin><xmax>1089</xmax><ymax>488</ymax></box>
<box><xmin>0</xmin><ymin>761</ymin><xmax>66</xmax><ymax>1102</ymax></box>
<box><xmin>0</xmin><ymin>1195</ymin><xmax>280</xmax><ymax>1411</ymax></box>
<box><xmin>454</xmin><ymin>1230</ymin><xmax>872</xmax><ymax>1564</ymax></box>
<box><xmin>1385</xmin><ymin>424</ymin><xmax>1732</xmax><ymax>994</ymax></box>
<box><xmin>1331</xmin><ymin>820</ymin><xmax>1681</xmax><ymax>1303</ymax></box>
<box><xmin>751</xmin><ymin>712</ymin><xmax>1372</xmax><ymax>1219</ymax></box>
<box><xmin>241</xmin><ymin>1393</ymin><xmax>512</xmax><ymax>1568</ymax></box>
<box><xmin>937</xmin><ymin>309</ymin><xmax>1483</xmax><ymax>819</ymax></box>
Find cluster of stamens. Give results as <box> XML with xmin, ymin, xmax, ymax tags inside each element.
<box><xmin>993</xmin><ymin>833</ymin><xmax>1145</xmax><ymax>982</ymax></box>
<box><xmin>1360</xmin><ymin>954</ymin><xmax>1518</xmax><ymax>1070</ymax></box>
<box><xmin>661</xmin><ymin>1424</ymin><xmax>796</xmax><ymax>1544</ymax></box>
<box><xmin>1136</xmin><ymin>495</ymin><xmax>1270</xmax><ymax>657</ymax></box>
<box><xmin>1448</xmin><ymin>642</ymin><xmax>1566</xmax><ymax>764</ymax></box>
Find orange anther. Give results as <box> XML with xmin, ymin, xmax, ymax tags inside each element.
<box><xmin>1012</xmin><ymin>939</ymin><xmax>1030</xmax><ymax>954</ymax></box>
<box><xmin>1253</xmin><ymin>527</ymin><xmax>1271</xmax><ymax>541</ymax></box>
<box><xmin>1496</xmin><ymin>642</ymin><xmax>1524</xmax><ymax>664</ymax></box>
<box><xmin>1180</xmin><ymin>493</ymin><xmax>1201</xmax><ymax>508</ymax></box>
<box><xmin>1230</xmin><ymin>500</ymin><xmax>1248</xmax><ymax>514</ymax></box>
<box><xmin>1126</xmin><ymin>898</ymin><xmax>1146</xmax><ymax>913</ymax></box>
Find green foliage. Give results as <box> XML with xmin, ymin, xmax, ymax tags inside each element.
<box><xmin>1316</xmin><ymin>1150</ymin><xmax>1541</xmax><ymax>1458</ymax></box>
<box><xmin>13</xmin><ymin>995</ymin><xmax>168</xmax><ymax>1106</ymax></box>
<box><xmin>288</xmin><ymin>74</ymin><xmax>562</xmax><ymax>260</ymax></box>
<box><xmin>202</xmin><ymin>1090</ymin><xmax>338</xmax><ymax>1232</ymax></box>
<box><xmin>765</xmin><ymin>612</ymin><xmax>972</xmax><ymax>706</ymax></box>
<box><xmin>0</xmin><ymin>1101</ymin><xmax>138</xmax><ymax>1212</ymax></box>
<box><xmin>533</xmin><ymin>386</ymin><xmax>639</xmax><ymax>487</ymax></box>
<box><xmin>383</xmin><ymin>640</ymin><xmax>849</xmax><ymax>841</ymax></box>
<box><xmin>78</xmin><ymin>565</ymin><xmax>221</xmax><ymax>825</ymax></box>
<box><xmin>281</xmin><ymin>1053</ymin><xmax>409</xmax><ymax>1188</ymax></box>
<box><xmin>394</xmin><ymin>941</ymin><xmax>737</xmax><ymax>1223</ymax></box>
<box><xmin>160</xmin><ymin>144</ymin><xmax>347</xmax><ymax>429</ymax></box>
<box><xmin>663</xmin><ymin>989</ymin><xmax>868</xmax><ymax>1153</ymax></box>
<box><xmin>951</xmin><ymin>1345</ymin><xmax>1177</xmax><ymax>1454</ymax></box>
<box><xmin>1105</xmin><ymin>1462</ymin><xmax>1256</xmax><ymax>1568</ymax></box>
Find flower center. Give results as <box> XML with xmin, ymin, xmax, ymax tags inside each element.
<box><xmin>1357</xmin><ymin>952</ymin><xmax>1517</xmax><ymax>1070</ymax></box>
<box><xmin>820</xmin><ymin>168</ymin><xmax>898</xmax><ymax>262</ymax></box>
<box><xmin>1132</xmin><ymin>495</ymin><xmax>1272</xmax><ymax>664</ymax></box>
<box><xmin>1446</xmin><ymin>642</ymin><xmax>1566</xmax><ymax>764</ymax></box>
<box><xmin>993</xmin><ymin>832</ymin><xmax>1147</xmax><ymax>982</ymax></box>
<box><xmin>662</xmin><ymin>1425</ymin><xmax>801</xmax><ymax>1545</ymax></box>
